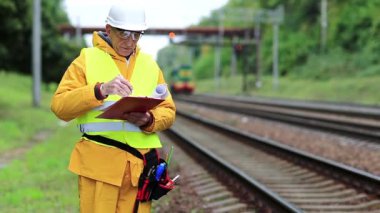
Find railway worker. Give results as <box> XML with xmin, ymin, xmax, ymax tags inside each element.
<box><xmin>50</xmin><ymin>1</ymin><xmax>176</xmax><ymax>212</ymax></box>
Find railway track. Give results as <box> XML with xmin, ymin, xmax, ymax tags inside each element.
<box><xmin>159</xmin><ymin>133</ymin><xmax>256</xmax><ymax>212</ymax></box>
<box><xmin>163</xmin><ymin>111</ymin><xmax>380</xmax><ymax>212</ymax></box>
<box><xmin>175</xmin><ymin>95</ymin><xmax>380</xmax><ymax>143</ymax></box>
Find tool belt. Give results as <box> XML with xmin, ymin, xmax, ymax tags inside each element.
<box><xmin>82</xmin><ymin>134</ymin><xmax>175</xmax><ymax>211</ymax></box>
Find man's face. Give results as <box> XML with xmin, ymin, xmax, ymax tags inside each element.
<box><xmin>106</xmin><ymin>25</ymin><xmax>143</xmax><ymax>57</ymax></box>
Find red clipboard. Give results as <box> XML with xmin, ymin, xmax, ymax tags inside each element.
<box><xmin>97</xmin><ymin>96</ymin><xmax>164</xmax><ymax>119</ymax></box>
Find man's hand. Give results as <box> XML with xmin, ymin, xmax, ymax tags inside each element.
<box><xmin>122</xmin><ymin>111</ymin><xmax>153</xmax><ymax>127</ymax></box>
<box><xmin>101</xmin><ymin>74</ymin><xmax>133</xmax><ymax>97</ymax></box>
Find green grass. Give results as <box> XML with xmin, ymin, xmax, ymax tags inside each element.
<box><xmin>0</xmin><ymin>123</ymin><xmax>79</xmax><ymax>212</ymax></box>
<box><xmin>0</xmin><ymin>71</ymin><xmax>78</xmax><ymax>212</ymax></box>
<box><xmin>194</xmin><ymin>74</ymin><xmax>380</xmax><ymax>105</ymax></box>
<box><xmin>0</xmin><ymin>71</ymin><xmax>58</xmax><ymax>153</ymax></box>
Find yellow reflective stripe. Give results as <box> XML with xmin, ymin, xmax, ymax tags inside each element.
<box><xmin>79</xmin><ymin>122</ymin><xmax>141</xmax><ymax>133</ymax></box>
<box><xmin>93</xmin><ymin>101</ymin><xmax>116</xmax><ymax>111</ymax></box>
<box><xmin>77</xmin><ymin>110</ymin><xmax>121</xmax><ymax>125</ymax></box>
<box><xmin>83</xmin><ymin>132</ymin><xmax>162</xmax><ymax>149</ymax></box>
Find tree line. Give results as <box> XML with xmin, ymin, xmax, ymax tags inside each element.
<box><xmin>0</xmin><ymin>0</ymin><xmax>81</xmax><ymax>83</ymax></box>
<box><xmin>157</xmin><ymin>0</ymin><xmax>380</xmax><ymax>81</ymax></box>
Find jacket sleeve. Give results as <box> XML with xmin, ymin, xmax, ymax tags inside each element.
<box><xmin>142</xmin><ymin>68</ymin><xmax>176</xmax><ymax>133</ymax></box>
<box><xmin>51</xmin><ymin>49</ymin><xmax>103</xmax><ymax>122</ymax></box>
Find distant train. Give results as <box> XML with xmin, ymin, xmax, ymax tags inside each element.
<box><xmin>169</xmin><ymin>64</ymin><xmax>195</xmax><ymax>95</ymax></box>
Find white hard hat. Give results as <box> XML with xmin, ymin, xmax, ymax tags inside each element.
<box><xmin>106</xmin><ymin>1</ymin><xmax>148</xmax><ymax>31</ymax></box>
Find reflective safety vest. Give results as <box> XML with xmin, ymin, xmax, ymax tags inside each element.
<box><xmin>76</xmin><ymin>47</ymin><xmax>162</xmax><ymax>148</ymax></box>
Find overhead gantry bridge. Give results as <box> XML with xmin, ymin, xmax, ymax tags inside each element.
<box><xmin>59</xmin><ymin>25</ymin><xmax>252</xmax><ymax>38</ymax></box>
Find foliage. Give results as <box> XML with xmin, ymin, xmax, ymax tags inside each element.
<box><xmin>157</xmin><ymin>0</ymin><xmax>380</xmax><ymax>81</ymax></box>
<box><xmin>193</xmin><ymin>52</ymin><xmax>215</xmax><ymax>79</ymax></box>
<box><xmin>0</xmin><ymin>0</ymin><xmax>32</xmax><ymax>72</ymax></box>
<box><xmin>331</xmin><ymin>1</ymin><xmax>380</xmax><ymax>52</ymax></box>
<box><xmin>0</xmin><ymin>0</ymin><xmax>82</xmax><ymax>83</ymax></box>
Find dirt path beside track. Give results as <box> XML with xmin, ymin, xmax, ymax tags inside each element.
<box><xmin>0</xmin><ymin>130</ymin><xmax>52</xmax><ymax>169</ymax></box>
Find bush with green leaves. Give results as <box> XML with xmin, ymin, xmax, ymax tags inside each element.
<box><xmin>0</xmin><ymin>0</ymin><xmax>82</xmax><ymax>83</ymax></box>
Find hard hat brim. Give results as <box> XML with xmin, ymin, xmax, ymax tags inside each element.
<box><xmin>106</xmin><ymin>18</ymin><xmax>148</xmax><ymax>32</ymax></box>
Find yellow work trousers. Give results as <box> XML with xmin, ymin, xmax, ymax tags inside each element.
<box><xmin>78</xmin><ymin>161</ymin><xmax>151</xmax><ymax>213</ymax></box>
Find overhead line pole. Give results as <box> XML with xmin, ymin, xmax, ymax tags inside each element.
<box><xmin>214</xmin><ymin>10</ymin><xmax>224</xmax><ymax>91</ymax></box>
<box><xmin>254</xmin><ymin>18</ymin><xmax>261</xmax><ymax>88</ymax></box>
<box><xmin>272</xmin><ymin>5</ymin><xmax>284</xmax><ymax>90</ymax></box>
<box><xmin>272</xmin><ymin>22</ymin><xmax>279</xmax><ymax>89</ymax></box>
<box><xmin>76</xmin><ymin>16</ymin><xmax>82</xmax><ymax>46</ymax></box>
<box><xmin>321</xmin><ymin>0</ymin><xmax>328</xmax><ymax>53</ymax></box>
<box><xmin>32</xmin><ymin>0</ymin><xmax>41</xmax><ymax>107</ymax></box>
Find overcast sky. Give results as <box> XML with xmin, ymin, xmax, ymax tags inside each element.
<box><xmin>63</xmin><ymin>0</ymin><xmax>229</xmax><ymax>58</ymax></box>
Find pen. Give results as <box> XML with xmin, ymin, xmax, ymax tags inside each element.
<box><xmin>146</xmin><ymin>166</ymin><xmax>155</xmax><ymax>180</ymax></box>
<box><xmin>172</xmin><ymin>174</ymin><xmax>180</xmax><ymax>182</ymax></box>
<box><xmin>147</xmin><ymin>167</ymin><xmax>154</xmax><ymax>176</ymax></box>
<box><xmin>166</xmin><ymin>174</ymin><xmax>180</xmax><ymax>186</ymax></box>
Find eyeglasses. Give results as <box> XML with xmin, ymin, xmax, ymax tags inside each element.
<box><xmin>112</xmin><ymin>27</ymin><xmax>143</xmax><ymax>41</ymax></box>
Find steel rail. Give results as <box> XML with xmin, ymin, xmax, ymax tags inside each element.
<box><xmin>165</xmin><ymin>121</ymin><xmax>301</xmax><ymax>212</ymax></box>
<box><xmin>177</xmin><ymin>110</ymin><xmax>380</xmax><ymax>194</ymax></box>
<box><xmin>175</xmin><ymin>95</ymin><xmax>380</xmax><ymax>142</ymax></box>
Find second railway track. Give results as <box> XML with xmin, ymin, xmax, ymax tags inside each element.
<box><xmin>175</xmin><ymin>95</ymin><xmax>380</xmax><ymax>143</ymax></box>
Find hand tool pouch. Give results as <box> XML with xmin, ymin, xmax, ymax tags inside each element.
<box><xmin>136</xmin><ymin>157</ymin><xmax>175</xmax><ymax>202</ymax></box>
<box><xmin>150</xmin><ymin>159</ymin><xmax>175</xmax><ymax>200</ymax></box>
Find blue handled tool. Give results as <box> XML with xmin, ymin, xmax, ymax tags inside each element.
<box><xmin>155</xmin><ymin>162</ymin><xmax>166</xmax><ymax>181</ymax></box>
